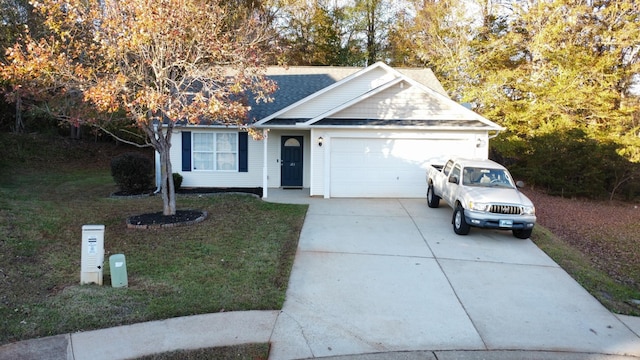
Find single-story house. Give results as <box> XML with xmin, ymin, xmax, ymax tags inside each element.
<box><xmin>163</xmin><ymin>62</ymin><xmax>504</xmax><ymax>198</ymax></box>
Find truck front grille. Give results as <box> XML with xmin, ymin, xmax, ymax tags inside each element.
<box><xmin>489</xmin><ymin>205</ymin><xmax>521</xmax><ymax>215</ymax></box>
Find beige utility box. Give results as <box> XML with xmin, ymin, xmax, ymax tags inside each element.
<box><xmin>80</xmin><ymin>225</ymin><xmax>105</xmax><ymax>285</ymax></box>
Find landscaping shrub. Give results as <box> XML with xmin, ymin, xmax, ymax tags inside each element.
<box><xmin>110</xmin><ymin>152</ymin><xmax>154</xmax><ymax>194</ymax></box>
<box><xmin>172</xmin><ymin>173</ymin><xmax>183</xmax><ymax>190</ymax></box>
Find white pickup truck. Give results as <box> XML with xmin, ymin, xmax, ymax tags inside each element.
<box><xmin>426</xmin><ymin>158</ymin><xmax>536</xmax><ymax>239</ymax></box>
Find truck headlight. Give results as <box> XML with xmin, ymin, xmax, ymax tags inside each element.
<box><xmin>469</xmin><ymin>201</ymin><xmax>490</xmax><ymax>211</ymax></box>
<box><xmin>522</xmin><ymin>206</ymin><xmax>535</xmax><ymax>215</ymax></box>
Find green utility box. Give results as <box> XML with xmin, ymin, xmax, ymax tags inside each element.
<box><xmin>109</xmin><ymin>254</ymin><xmax>128</xmax><ymax>288</ymax></box>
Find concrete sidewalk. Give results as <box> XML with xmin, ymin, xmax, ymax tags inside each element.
<box><xmin>0</xmin><ymin>311</ymin><xmax>279</xmax><ymax>360</ymax></box>
<box><xmin>1</xmin><ymin>191</ymin><xmax>640</xmax><ymax>360</ymax></box>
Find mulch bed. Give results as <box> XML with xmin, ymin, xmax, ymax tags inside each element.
<box><xmin>126</xmin><ymin>210</ymin><xmax>208</xmax><ymax>229</ymax></box>
<box><xmin>177</xmin><ymin>187</ymin><xmax>262</xmax><ymax>197</ymax></box>
<box><xmin>121</xmin><ymin>188</ymin><xmax>261</xmax><ymax>229</ymax></box>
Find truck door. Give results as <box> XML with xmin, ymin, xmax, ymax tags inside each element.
<box><xmin>436</xmin><ymin>160</ymin><xmax>454</xmax><ymax>197</ymax></box>
<box><xmin>444</xmin><ymin>164</ymin><xmax>462</xmax><ymax>205</ymax></box>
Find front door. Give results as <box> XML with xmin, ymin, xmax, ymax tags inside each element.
<box><xmin>281</xmin><ymin>136</ymin><xmax>303</xmax><ymax>188</ymax></box>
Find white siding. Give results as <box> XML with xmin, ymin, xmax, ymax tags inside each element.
<box><xmin>280</xmin><ymin>67</ymin><xmax>394</xmax><ymax>119</ymax></box>
<box><xmin>310</xmin><ymin>129</ymin><xmax>326</xmax><ymax>196</ymax></box>
<box><xmin>168</xmin><ymin>128</ymin><xmax>490</xmax><ymax>196</ymax></box>
<box><xmin>170</xmin><ymin>128</ymin><xmax>263</xmax><ymax>188</ymax></box>
<box><xmin>333</xmin><ymin>82</ymin><xmax>468</xmax><ymax>120</ymax></box>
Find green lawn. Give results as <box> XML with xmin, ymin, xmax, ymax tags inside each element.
<box><xmin>0</xmin><ymin>133</ymin><xmax>307</xmax><ymax>345</ymax></box>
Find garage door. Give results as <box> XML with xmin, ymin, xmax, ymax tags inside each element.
<box><xmin>330</xmin><ymin>137</ymin><xmax>473</xmax><ymax>197</ymax></box>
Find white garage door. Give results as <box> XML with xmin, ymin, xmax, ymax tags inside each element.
<box><xmin>330</xmin><ymin>137</ymin><xmax>474</xmax><ymax>198</ymax></box>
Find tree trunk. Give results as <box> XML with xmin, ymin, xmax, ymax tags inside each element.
<box><xmin>366</xmin><ymin>0</ymin><xmax>378</xmax><ymax>65</ymax></box>
<box><xmin>159</xmin><ymin>148</ymin><xmax>176</xmax><ymax>215</ymax></box>
<box><xmin>14</xmin><ymin>93</ymin><xmax>25</xmax><ymax>133</ymax></box>
<box><xmin>153</xmin><ymin>124</ymin><xmax>176</xmax><ymax>216</ymax></box>
<box><xmin>70</xmin><ymin>125</ymin><xmax>81</xmax><ymax>139</ymax></box>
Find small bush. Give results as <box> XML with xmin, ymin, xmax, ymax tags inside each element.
<box><xmin>110</xmin><ymin>152</ymin><xmax>154</xmax><ymax>194</ymax></box>
<box><xmin>172</xmin><ymin>173</ymin><xmax>183</xmax><ymax>190</ymax></box>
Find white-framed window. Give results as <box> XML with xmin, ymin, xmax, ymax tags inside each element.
<box><xmin>192</xmin><ymin>132</ymin><xmax>238</xmax><ymax>171</ymax></box>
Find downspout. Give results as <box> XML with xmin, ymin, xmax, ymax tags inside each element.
<box><xmin>154</xmin><ymin>149</ymin><xmax>162</xmax><ymax>194</ymax></box>
<box><xmin>153</xmin><ymin>122</ymin><xmax>162</xmax><ymax>194</ymax></box>
<box><xmin>262</xmin><ymin>129</ymin><xmax>269</xmax><ymax>199</ymax></box>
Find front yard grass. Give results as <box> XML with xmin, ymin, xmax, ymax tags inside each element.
<box><xmin>0</xmin><ymin>134</ymin><xmax>307</xmax><ymax>345</ymax></box>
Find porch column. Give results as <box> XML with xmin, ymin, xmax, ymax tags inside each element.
<box><xmin>323</xmin><ymin>135</ymin><xmax>331</xmax><ymax>198</ymax></box>
<box><xmin>262</xmin><ymin>129</ymin><xmax>269</xmax><ymax>199</ymax></box>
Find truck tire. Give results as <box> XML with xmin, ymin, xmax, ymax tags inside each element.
<box><xmin>453</xmin><ymin>205</ymin><xmax>470</xmax><ymax>235</ymax></box>
<box><xmin>427</xmin><ymin>184</ymin><xmax>440</xmax><ymax>208</ymax></box>
<box><xmin>512</xmin><ymin>228</ymin><xmax>532</xmax><ymax>239</ymax></box>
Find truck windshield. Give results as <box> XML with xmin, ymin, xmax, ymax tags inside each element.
<box><xmin>462</xmin><ymin>167</ymin><xmax>514</xmax><ymax>188</ymax></box>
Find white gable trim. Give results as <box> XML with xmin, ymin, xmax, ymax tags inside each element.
<box><xmin>301</xmin><ymin>77</ymin><xmax>405</xmax><ymax>125</ymax></box>
<box><xmin>397</xmin><ymin>74</ymin><xmax>503</xmax><ymax>130</ymax></box>
<box><xmin>254</xmin><ymin>62</ymin><xmax>393</xmax><ymax>125</ymax></box>
<box><xmin>302</xmin><ymin>79</ymin><xmax>503</xmax><ymax>132</ymax></box>
<box><xmin>371</xmin><ymin>64</ymin><xmax>503</xmax><ymax>130</ymax></box>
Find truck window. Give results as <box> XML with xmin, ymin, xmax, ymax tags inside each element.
<box><xmin>442</xmin><ymin>160</ymin><xmax>454</xmax><ymax>176</ymax></box>
<box><xmin>450</xmin><ymin>165</ymin><xmax>461</xmax><ymax>184</ymax></box>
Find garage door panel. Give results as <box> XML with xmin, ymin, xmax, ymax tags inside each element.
<box><xmin>330</xmin><ymin>137</ymin><xmax>474</xmax><ymax>198</ymax></box>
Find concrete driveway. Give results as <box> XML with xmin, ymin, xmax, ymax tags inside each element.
<box><xmin>266</xmin><ymin>194</ymin><xmax>640</xmax><ymax>359</ymax></box>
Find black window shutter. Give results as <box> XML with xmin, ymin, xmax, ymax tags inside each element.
<box><xmin>239</xmin><ymin>132</ymin><xmax>248</xmax><ymax>172</ymax></box>
<box><xmin>181</xmin><ymin>131</ymin><xmax>191</xmax><ymax>172</ymax></box>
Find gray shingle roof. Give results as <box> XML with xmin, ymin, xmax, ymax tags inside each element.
<box><xmin>247</xmin><ymin>65</ymin><xmax>448</xmax><ymax>123</ymax></box>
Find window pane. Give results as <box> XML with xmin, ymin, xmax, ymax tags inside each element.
<box><xmin>193</xmin><ymin>133</ymin><xmax>214</xmax><ymax>151</ymax></box>
<box><xmin>192</xmin><ymin>132</ymin><xmax>238</xmax><ymax>171</ymax></box>
<box><xmin>193</xmin><ymin>133</ymin><xmax>214</xmax><ymax>170</ymax></box>
<box><xmin>193</xmin><ymin>153</ymin><xmax>214</xmax><ymax>170</ymax></box>
<box><xmin>284</xmin><ymin>138</ymin><xmax>300</xmax><ymax>147</ymax></box>
<box><xmin>217</xmin><ymin>133</ymin><xmax>236</xmax><ymax>152</ymax></box>
<box><xmin>217</xmin><ymin>153</ymin><xmax>237</xmax><ymax>170</ymax></box>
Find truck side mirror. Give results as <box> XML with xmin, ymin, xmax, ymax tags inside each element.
<box><xmin>448</xmin><ymin>175</ymin><xmax>459</xmax><ymax>184</ymax></box>
<box><xmin>516</xmin><ymin>180</ymin><xmax>525</xmax><ymax>188</ymax></box>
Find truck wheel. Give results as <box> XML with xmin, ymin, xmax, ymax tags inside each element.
<box><xmin>512</xmin><ymin>228</ymin><xmax>532</xmax><ymax>239</ymax></box>
<box><xmin>453</xmin><ymin>205</ymin><xmax>470</xmax><ymax>235</ymax></box>
<box><xmin>427</xmin><ymin>185</ymin><xmax>440</xmax><ymax>208</ymax></box>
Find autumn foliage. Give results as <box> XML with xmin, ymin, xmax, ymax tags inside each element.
<box><xmin>2</xmin><ymin>0</ymin><xmax>277</xmax><ymax>215</ymax></box>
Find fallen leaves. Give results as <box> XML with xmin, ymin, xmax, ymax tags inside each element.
<box><xmin>524</xmin><ymin>188</ymin><xmax>640</xmax><ymax>288</ymax></box>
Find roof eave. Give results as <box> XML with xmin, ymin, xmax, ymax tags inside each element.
<box><xmin>270</xmin><ymin>125</ymin><xmax>504</xmax><ymax>131</ymax></box>
<box><xmin>253</xmin><ymin>121</ymin><xmax>505</xmax><ymax>132</ymax></box>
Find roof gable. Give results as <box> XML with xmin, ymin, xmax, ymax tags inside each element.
<box><xmin>252</xmin><ymin>62</ymin><xmax>503</xmax><ymax>131</ymax></box>
<box><xmin>254</xmin><ymin>63</ymin><xmax>399</xmax><ymax>124</ymax></box>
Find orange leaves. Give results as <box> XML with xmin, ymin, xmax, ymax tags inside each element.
<box><xmin>84</xmin><ymin>74</ymin><xmax>127</xmax><ymax>114</ymax></box>
<box><xmin>2</xmin><ymin>0</ymin><xmax>276</xmax><ymax>130</ymax></box>
<box><xmin>2</xmin><ymin>0</ymin><xmax>277</xmax><ymax>216</ymax></box>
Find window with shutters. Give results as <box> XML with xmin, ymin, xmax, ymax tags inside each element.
<box><xmin>192</xmin><ymin>133</ymin><xmax>238</xmax><ymax>171</ymax></box>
